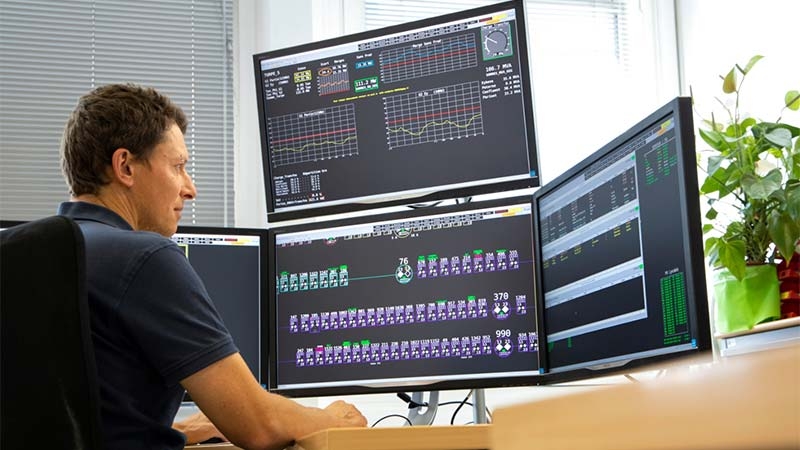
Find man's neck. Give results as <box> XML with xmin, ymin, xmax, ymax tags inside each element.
<box><xmin>73</xmin><ymin>190</ymin><xmax>139</xmax><ymax>230</ymax></box>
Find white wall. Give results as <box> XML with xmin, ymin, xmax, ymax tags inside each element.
<box><xmin>235</xmin><ymin>0</ymin><xmax>316</xmax><ymax>228</ymax></box>
<box><xmin>677</xmin><ymin>0</ymin><xmax>800</xmax><ymax>124</ymax></box>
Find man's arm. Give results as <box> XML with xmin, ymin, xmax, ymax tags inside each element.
<box><xmin>173</xmin><ymin>411</ymin><xmax>226</xmax><ymax>445</ymax></box>
<box><xmin>181</xmin><ymin>352</ymin><xmax>366</xmax><ymax>450</ymax></box>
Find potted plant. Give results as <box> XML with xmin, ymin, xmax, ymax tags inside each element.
<box><xmin>697</xmin><ymin>55</ymin><xmax>800</xmax><ymax>334</ymax></box>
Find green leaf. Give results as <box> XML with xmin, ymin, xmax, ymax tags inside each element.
<box><xmin>704</xmin><ymin>236</ymin><xmax>720</xmax><ymax>266</ymax></box>
<box><xmin>700</xmin><ymin>167</ymin><xmax>728</xmax><ymax>195</ymax></box>
<box><xmin>768</xmin><ymin>209</ymin><xmax>800</xmax><ymax>260</ymax></box>
<box><xmin>786</xmin><ymin>90</ymin><xmax>800</xmax><ymax>111</ymax></box>
<box><xmin>705</xmin><ymin>207</ymin><xmax>718</xmax><ymax>220</ymax></box>
<box><xmin>742</xmin><ymin>55</ymin><xmax>764</xmax><ymax>74</ymax></box>
<box><xmin>722</xmin><ymin>67</ymin><xmax>737</xmax><ymax>94</ymax></box>
<box><xmin>699</xmin><ymin>128</ymin><xmax>729</xmax><ymax>152</ymax></box>
<box><xmin>786</xmin><ymin>183</ymin><xmax>800</xmax><ymax>220</ymax></box>
<box><xmin>741</xmin><ymin>170</ymin><xmax>782</xmax><ymax>200</ymax></box>
<box><xmin>764</xmin><ymin>127</ymin><xmax>793</xmax><ymax>148</ymax></box>
<box><xmin>706</xmin><ymin>154</ymin><xmax>725</xmax><ymax>175</ymax></box>
<box><xmin>702</xmin><ymin>224</ymin><xmax>714</xmax><ymax>234</ymax></box>
<box><xmin>718</xmin><ymin>238</ymin><xmax>747</xmax><ymax>280</ymax></box>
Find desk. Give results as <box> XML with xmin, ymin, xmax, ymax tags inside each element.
<box><xmin>188</xmin><ymin>425</ymin><xmax>490</xmax><ymax>450</ymax></box>
<box><xmin>288</xmin><ymin>425</ymin><xmax>490</xmax><ymax>450</ymax></box>
<box><xmin>490</xmin><ymin>344</ymin><xmax>800</xmax><ymax>450</ymax></box>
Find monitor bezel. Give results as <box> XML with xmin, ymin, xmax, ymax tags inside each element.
<box><xmin>0</xmin><ymin>220</ymin><xmax>27</xmax><ymax>230</ymax></box>
<box><xmin>173</xmin><ymin>225</ymin><xmax>270</xmax><ymax>388</ymax></box>
<box><xmin>253</xmin><ymin>0</ymin><xmax>540</xmax><ymax>223</ymax></box>
<box><xmin>265</xmin><ymin>196</ymin><xmax>546</xmax><ymax>398</ymax></box>
<box><xmin>531</xmin><ymin>96</ymin><xmax>712</xmax><ymax>384</ymax></box>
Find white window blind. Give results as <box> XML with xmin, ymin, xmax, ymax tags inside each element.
<box><xmin>360</xmin><ymin>0</ymin><xmax>674</xmax><ymax>184</ymax></box>
<box><xmin>0</xmin><ymin>0</ymin><xmax>234</xmax><ymax>226</ymax></box>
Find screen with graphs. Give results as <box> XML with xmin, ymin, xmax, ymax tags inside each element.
<box><xmin>171</xmin><ymin>227</ymin><xmax>267</xmax><ymax>387</ymax></box>
<box><xmin>254</xmin><ymin>0</ymin><xmax>539</xmax><ymax>220</ymax></box>
<box><xmin>533</xmin><ymin>97</ymin><xmax>710</xmax><ymax>381</ymax></box>
<box><xmin>266</xmin><ymin>198</ymin><xmax>543</xmax><ymax>397</ymax></box>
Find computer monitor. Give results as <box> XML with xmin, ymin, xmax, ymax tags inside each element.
<box><xmin>532</xmin><ymin>97</ymin><xmax>711</xmax><ymax>382</ymax></box>
<box><xmin>254</xmin><ymin>0</ymin><xmax>540</xmax><ymax>221</ymax></box>
<box><xmin>171</xmin><ymin>226</ymin><xmax>268</xmax><ymax>387</ymax></box>
<box><xmin>0</xmin><ymin>220</ymin><xmax>25</xmax><ymax>231</ymax></box>
<box><xmin>266</xmin><ymin>197</ymin><xmax>543</xmax><ymax>397</ymax></box>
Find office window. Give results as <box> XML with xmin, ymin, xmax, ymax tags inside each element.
<box><xmin>0</xmin><ymin>0</ymin><xmax>234</xmax><ymax>226</ymax></box>
<box><xmin>328</xmin><ymin>0</ymin><xmax>677</xmax><ymax>184</ymax></box>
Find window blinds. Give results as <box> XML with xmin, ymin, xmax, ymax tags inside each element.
<box><xmin>0</xmin><ymin>0</ymin><xmax>234</xmax><ymax>226</ymax></box>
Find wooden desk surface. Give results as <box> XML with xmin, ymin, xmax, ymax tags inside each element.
<box><xmin>187</xmin><ymin>425</ymin><xmax>490</xmax><ymax>450</ymax></box>
<box><xmin>289</xmin><ymin>425</ymin><xmax>491</xmax><ymax>450</ymax></box>
<box><xmin>491</xmin><ymin>345</ymin><xmax>800</xmax><ymax>450</ymax></box>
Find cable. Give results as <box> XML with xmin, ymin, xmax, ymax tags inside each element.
<box><xmin>371</xmin><ymin>414</ymin><xmax>414</xmax><ymax>427</ymax></box>
<box><xmin>396</xmin><ymin>392</ymin><xmax>428</xmax><ymax>409</ymax></box>
<box><xmin>624</xmin><ymin>373</ymin><xmax>641</xmax><ymax>383</ymax></box>
<box><xmin>449</xmin><ymin>390</ymin><xmax>473</xmax><ymax>425</ymax></box>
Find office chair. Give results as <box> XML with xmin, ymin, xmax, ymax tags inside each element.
<box><xmin>1</xmin><ymin>215</ymin><xmax>103</xmax><ymax>449</ymax></box>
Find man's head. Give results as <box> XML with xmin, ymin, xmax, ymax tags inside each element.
<box><xmin>61</xmin><ymin>83</ymin><xmax>196</xmax><ymax>236</ymax></box>
<box><xmin>61</xmin><ymin>83</ymin><xmax>188</xmax><ymax>196</ymax></box>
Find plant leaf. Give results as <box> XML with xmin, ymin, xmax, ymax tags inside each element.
<box><xmin>705</xmin><ymin>236</ymin><xmax>720</xmax><ymax>266</ymax></box>
<box><xmin>786</xmin><ymin>182</ymin><xmax>800</xmax><ymax>220</ymax></box>
<box><xmin>702</xmin><ymin>224</ymin><xmax>714</xmax><ymax>234</ymax></box>
<box><xmin>699</xmin><ymin>128</ymin><xmax>729</xmax><ymax>151</ymax></box>
<box><xmin>718</xmin><ymin>238</ymin><xmax>746</xmax><ymax>280</ymax></box>
<box><xmin>768</xmin><ymin>209</ymin><xmax>800</xmax><ymax>260</ymax></box>
<box><xmin>722</xmin><ymin>67</ymin><xmax>737</xmax><ymax>94</ymax></box>
<box><xmin>742</xmin><ymin>55</ymin><xmax>764</xmax><ymax>74</ymax></box>
<box><xmin>705</xmin><ymin>207</ymin><xmax>718</xmax><ymax>220</ymax></box>
<box><xmin>706</xmin><ymin>154</ymin><xmax>725</xmax><ymax>175</ymax></box>
<box><xmin>786</xmin><ymin>90</ymin><xmax>800</xmax><ymax>111</ymax></box>
<box><xmin>741</xmin><ymin>170</ymin><xmax>782</xmax><ymax>200</ymax></box>
<box><xmin>764</xmin><ymin>127</ymin><xmax>793</xmax><ymax>148</ymax></box>
<box><xmin>700</xmin><ymin>166</ymin><xmax>728</xmax><ymax>195</ymax></box>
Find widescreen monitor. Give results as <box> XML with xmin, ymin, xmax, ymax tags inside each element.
<box><xmin>266</xmin><ymin>197</ymin><xmax>543</xmax><ymax>397</ymax></box>
<box><xmin>172</xmin><ymin>226</ymin><xmax>268</xmax><ymax>387</ymax></box>
<box><xmin>532</xmin><ymin>97</ymin><xmax>711</xmax><ymax>382</ymax></box>
<box><xmin>254</xmin><ymin>0</ymin><xmax>540</xmax><ymax>221</ymax></box>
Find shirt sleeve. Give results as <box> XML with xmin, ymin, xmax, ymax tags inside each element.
<box><xmin>118</xmin><ymin>243</ymin><xmax>239</xmax><ymax>386</ymax></box>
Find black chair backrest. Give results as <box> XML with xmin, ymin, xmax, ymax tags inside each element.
<box><xmin>1</xmin><ymin>215</ymin><xmax>103</xmax><ymax>449</ymax></box>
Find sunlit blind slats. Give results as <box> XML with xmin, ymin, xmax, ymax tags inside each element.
<box><xmin>0</xmin><ymin>0</ymin><xmax>234</xmax><ymax>226</ymax></box>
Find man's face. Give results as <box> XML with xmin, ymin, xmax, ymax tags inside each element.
<box><xmin>130</xmin><ymin>124</ymin><xmax>196</xmax><ymax>236</ymax></box>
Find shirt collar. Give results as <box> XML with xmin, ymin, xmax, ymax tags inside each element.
<box><xmin>57</xmin><ymin>201</ymin><xmax>134</xmax><ymax>231</ymax></box>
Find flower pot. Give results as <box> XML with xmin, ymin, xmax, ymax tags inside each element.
<box><xmin>777</xmin><ymin>252</ymin><xmax>800</xmax><ymax>318</ymax></box>
<box><xmin>712</xmin><ymin>264</ymin><xmax>781</xmax><ymax>334</ymax></box>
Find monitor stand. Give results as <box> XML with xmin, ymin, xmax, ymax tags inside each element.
<box><xmin>406</xmin><ymin>391</ymin><xmax>438</xmax><ymax>426</ymax></box>
<box><xmin>405</xmin><ymin>389</ymin><xmax>489</xmax><ymax>425</ymax></box>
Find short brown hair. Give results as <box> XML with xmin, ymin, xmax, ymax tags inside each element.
<box><xmin>60</xmin><ymin>83</ymin><xmax>188</xmax><ymax>196</ymax></box>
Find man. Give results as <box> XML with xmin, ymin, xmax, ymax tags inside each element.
<box><xmin>58</xmin><ymin>83</ymin><xmax>366</xmax><ymax>449</ymax></box>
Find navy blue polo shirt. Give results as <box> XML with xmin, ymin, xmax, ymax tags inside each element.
<box><xmin>58</xmin><ymin>202</ymin><xmax>238</xmax><ymax>450</ymax></box>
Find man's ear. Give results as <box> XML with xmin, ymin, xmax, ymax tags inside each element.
<box><xmin>110</xmin><ymin>148</ymin><xmax>136</xmax><ymax>188</ymax></box>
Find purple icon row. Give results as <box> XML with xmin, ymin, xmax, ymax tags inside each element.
<box><xmin>415</xmin><ymin>249</ymin><xmax>520</xmax><ymax>279</ymax></box>
<box><xmin>289</xmin><ymin>295</ymin><xmax>527</xmax><ymax>334</ymax></box>
<box><xmin>295</xmin><ymin>332</ymin><xmax>539</xmax><ymax>367</ymax></box>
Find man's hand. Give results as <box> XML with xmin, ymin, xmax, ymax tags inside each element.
<box><xmin>324</xmin><ymin>400</ymin><xmax>368</xmax><ymax>428</ymax></box>
<box><xmin>173</xmin><ymin>411</ymin><xmax>228</xmax><ymax>444</ymax></box>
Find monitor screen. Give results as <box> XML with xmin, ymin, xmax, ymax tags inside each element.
<box><xmin>254</xmin><ymin>0</ymin><xmax>540</xmax><ymax>221</ymax></box>
<box><xmin>171</xmin><ymin>226</ymin><xmax>268</xmax><ymax>386</ymax></box>
<box><xmin>266</xmin><ymin>197</ymin><xmax>543</xmax><ymax>397</ymax></box>
<box><xmin>532</xmin><ymin>97</ymin><xmax>711</xmax><ymax>382</ymax></box>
